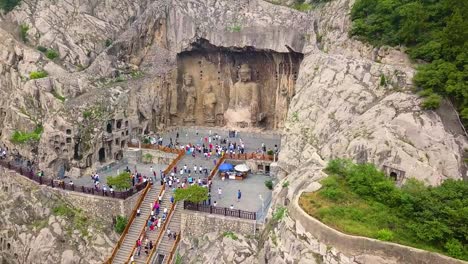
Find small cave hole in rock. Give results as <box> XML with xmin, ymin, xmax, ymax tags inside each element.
<box><xmin>66</xmin><ymin>137</ymin><xmax>71</xmax><ymax>143</ymax></box>
<box><xmin>98</xmin><ymin>148</ymin><xmax>106</xmax><ymax>162</ymax></box>
<box><xmin>116</xmin><ymin>120</ymin><xmax>122</xmax><ymax>129</ymax></box>
<box><xmin>66</xmin><ymin>129</ymin><xmax>71</xmax><ymax>135</ymax></box>
<box><xmin>106</xmin><ymin>123</ymin><xmax>112</xmax><ymax>133</ymax></box>
<box><xmin>390</xmin><ymin>172</ymin><xmax>398</xmax><ymax>181</ymax></box>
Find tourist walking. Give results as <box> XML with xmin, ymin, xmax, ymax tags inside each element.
<box><xmin>218</xmin><ymin>187</ymin><xmax>222</xmax><ymax>199</ymax></box>
<box><xmin>237</xmin><ymin>190</ymin><xmax>241</xmax><ymax>202</ymax></box>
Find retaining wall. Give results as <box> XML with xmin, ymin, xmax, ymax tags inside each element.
<box><xmin>180</xmin><ymin>210</ymin><xmax>262</xmax><ymax>237</ymax></box>
<box><xmin>289</xmin><ymin>192</ymin><xmax>466</xmax><ymax>264</ymax></box>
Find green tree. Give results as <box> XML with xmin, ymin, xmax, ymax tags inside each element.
<box><xmin>106</xmin><ymin>172</ymin><xmax>131</xmax><ymax>190</ymax></box>
<box><xmin>174</xmin><ymin>185</ymin><xmax>208</xmax><ymax>203</ymax></box>
<box><xmin>0</xmin><ymin>0</ymin><xmax>21</xmax><ymax>12</ymax></box>
<box><xmin>114</xmin><ymin>215</ymin><xmax>128</xmax><ymax>234</ymax></box>
<box><xmin>143</xmin><ymin>153</ymin><xmax>153</xmax><ymax>164</ymax></box>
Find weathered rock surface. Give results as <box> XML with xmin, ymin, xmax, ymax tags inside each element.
<box><xmin>179</xmin><ymin>231</ymin><xmax>259</xmax><ymax>264</ymax></box>
<box><xmin>0</xmin><ymin>168</ymin><xmax>116</xmax><ymax>263</ymax></box>
<box><xmin>1</xmin><ymin>0</ymin><xmax>467</xmax><ymax>263</ymax></box>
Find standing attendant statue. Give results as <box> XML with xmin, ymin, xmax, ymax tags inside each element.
<box><xmin>183</xmin><ymin>74</ymin><xmax>196</xmax><ymax>122</ymax></box>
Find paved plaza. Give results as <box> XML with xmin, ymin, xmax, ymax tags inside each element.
<box><xmin>63</xmin><ymin>161</ymin><xmax>168</xmax><ymax>187</ymax></box>
<box><xmin>210</xmin><ymin>173</ymin><xmax>272</xmax><ymax>213</ymax></box>
<box><xmin>157</xmin><ymin>127</ymin><xmax>281</xmax><ymax>153</ymax></box>
<box><xmin>61</xmin><ymin>126</ymin><xmax>278</xmax><ymax>215</ymax></box>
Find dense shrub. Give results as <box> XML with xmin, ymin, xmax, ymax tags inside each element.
<box><xmin>11</xmin><ymin>125</ymin><xmax>43</xmax><ymax>144</ymax></box>
<box><xmin>264</xmin><ymin>179</ymin><xmax>273</xmax><ymax>190</ymax></box>
<box><xmin>350</xmin><ymin>0</ymin><xmax>468</xmax><ymax>126</ymax></box>
<box><xmin>302</xmin><ymin>159</ymin><xmax>468</xmax><ymax>260</ymax></box>
<box><xmin>45</xmin><ymin>49</ymin><xmax>59</xmax><ymax>60</ymax></box>
<box><xmin>0</xmin><ymin>0</ymin><xmax>20</xmax><ymax>12</ymax></box>
<box><xmin>106</xmin><ymin>172</ymin><xmax>131</xmax><ymax>190</ymax></box>
<box><xmin>29</xmin><ymin>70</ymin><xmax>48</xmax><ymax>79</ymax></box>
<box><xmin>19</xmin><ymin>24</ymin><xmax>28</xmax><ymax>42</ymax></box>
<box><xmin>37</xmin><ymin>46</ymin><xmax>47</xmax><ymax>52</ymax></box>
<box><xmin>114</xmin><ymin>215</ymin><xmax>128</xmax><ymax>234</ymax></box>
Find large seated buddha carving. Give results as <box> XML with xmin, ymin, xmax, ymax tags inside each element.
<box><xmin>225</xmin><ymin>64</ymin><xmax>262</xmax><ymax>127</ymax></box>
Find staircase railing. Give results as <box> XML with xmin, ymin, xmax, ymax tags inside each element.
<box><xmin>145</xmin><ymin>202</ymin><xmax>177</xmax><ymax>264</ymax></box>
<box><xmin>166</xmin><ymin>232</ymin><xmax>181</xmax><ymax>264</ymax></box>
<box><xmin>106</xmin><ymin>149</ymin><xmax>185</xmax><ymax>263</ymax></box>
<box><xmin>105</xmin><ymin>182</ymin><xmax>151</xmax><ymax>263</ymax></box>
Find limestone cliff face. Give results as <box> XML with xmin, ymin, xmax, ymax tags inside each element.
<box><xmin>278</xmin><ymin>0</ymin><xmax>467</xmax><ymax>184</ymax></box>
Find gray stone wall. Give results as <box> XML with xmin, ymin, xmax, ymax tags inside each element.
<box><xmin>122</xmin><ymin>189</ymin><xmax>144</xmax><ymax>216</ymax></box>
<box><xmin>181</xmin><ymin>210</ymin><xmax>260</xmax><ymax>237</ymax></box>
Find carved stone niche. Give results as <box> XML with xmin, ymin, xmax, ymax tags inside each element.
<box><xmin>172</xmin><ymin>39</ymin><xmax>303</xmax><ymax>129</ymax></box>
<box><xmin>383</xmin><ymin>165</ymin><xmax>406</xmax><ymax>185</ymax></box>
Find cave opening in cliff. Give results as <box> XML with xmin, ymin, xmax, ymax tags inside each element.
<box><xmin>98</xmin><ymin>148</ymin><xmax>105</xmax><ymax>162</ymax></box>
<box><xmin>161</xmin><ymin>38</ymin><xmax>303</xmax><ymax>130</ymax></box>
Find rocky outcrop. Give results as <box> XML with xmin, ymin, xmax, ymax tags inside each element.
<box><xmin>278</xmin><ymin>0</ymin><xmax>467</xmax><ymax>184</ymax></box>
<box><xmin>0</xmin><ymin>168</ymin><xmax>116</xmax><ymax>264</ymax></box>
<box><xmin>179</xmin><ymin>232</ymin><xmax>259</xmax><ymax>264</ymax></box>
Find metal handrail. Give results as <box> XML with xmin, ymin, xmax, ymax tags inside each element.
<box><xmin>165</xmin><ymin>232</ymin><xmax>181</xmax><ymax>264</ymax></box>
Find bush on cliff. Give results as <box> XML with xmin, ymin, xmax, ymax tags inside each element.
<box><xmin>0</xmin><ymin>0</ymin><xmax>21</xmax><ymax>12</ymax></box>
<box><xmin>300</xmin><ymin>159</ymin><xmax>468</xmax><ymax>260</ymax></box>
<box><xmin>114</xmin><ymin>215</ymin><xmax>128</xmax><ymax>234</ymax></box>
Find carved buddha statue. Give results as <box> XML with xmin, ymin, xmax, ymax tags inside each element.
<box><xmin>225</xmin><ymin>64</ymin><xmax>260</xmax><ymax>126</ymax></box>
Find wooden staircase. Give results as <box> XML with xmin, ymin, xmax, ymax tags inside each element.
<box><xmin>150</xmin><ymin>200</ymin><xmax>183</xmax><ymax>264</ymax></box>
<box><xmin>106</xmin><ymin>149</ymin><xmax>185</xmax><ymax>264</ymax></box>
<box><xmin>111</xmin><ymin>184</ymin><xmax>163</xmax><ymax>263</ymax></box>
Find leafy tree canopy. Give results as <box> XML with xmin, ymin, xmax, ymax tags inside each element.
<box><xmin>350</xmin><ymin>0</ymin><xmax>468</xmax><ymax>126</ymax></box>
<box><xmin>106</xmin><ymin>172</ymin><xmax>131</xmax><ymax>190</ymax></box>
<box><xmin>174</xmin><ymin>185</ymin><xmax>208</xmax><ymax>203</ymax></box>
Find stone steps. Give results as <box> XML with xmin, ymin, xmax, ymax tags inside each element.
<box><xmin>112</xmin><ymin>184</ymin><xmax>162</xmax><ymax>264</ymax></box>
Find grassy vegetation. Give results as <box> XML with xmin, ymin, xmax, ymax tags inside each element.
<box><xmin>114</xmin><ymin>215</ymin><xmax>128</xmax><ymax>234</ymax></box>
<box><xmin>11</xmin><ymin>125</ymin><xmax>43</xmax><ymax>144</ymax></box>
<box><xmin>45</xmin><ymin>49</ymin><xmax>59</xmax><ymax>60</ymax></box>
<box><xmin>292</xmin><ymin>2</ymin><xmax>313</xmax><ymax>12</ymax></box>
<box><xmin>223</xmin><ymin>231</ymin><xmax>238</xmax><ymax>240</ymax></box>
<box><xmin>51</xmin><ymin>90</ymin><xmax>66</xmax><ymax>102</ymax></box>
<box><xmin>19</xmin><ymin>24</ymin><xmax>29</xmax><ymax>42</ymax></box>
<box><xmin>282</xmin><ymin>180</ymin><xmax>289</xmax><ymax>188</ymax></box>
<box><xmin>174</xmin><ymin>184</ymin><xmax>208</xmax><ymax>203</ymax></box>
<box><xmin>174</xmin><ymin>253</ymin><xmax>182</xmax><ymax>264</ymax></box>
<box><xmin>272</xmin><ymin>206</ymin><xmax>287</xmax><ymax>221</ymax></box>
<box><xmin>264</xmin><ymin>179</ymin><xmax>273</xmax><ymax>190</ymax></box>
<box><xmin>105</xmin><ymin>39</ymin><xmax>112</xmax><ymax>47</ymax></box>
<box><xmin>299</xmin><ymin>159</ymin><xmax>468</xmax><ymax>260</ymax></box>
<box><xmin>37</xmin><ymin>45</ymin><xmax>47</xmax><ymax>53</ymax></box>
<box><xmin>53</xmin><ymin>201</ymin><xmax>90</xmax><ymax>237</ymax></box>
<box><xmin>350</xmin><ymin>0</ymin><xmax>468</xmax><ymax>127</ymax></box>
<box><xmin>29</xmin><ymin>70</ymin><xmax>48</xmax><ymax>79</ymax></box>
<box><xmin>227</xmin><ymin>24</ymin><xmax>242</xmax><ymax>32</ymax></box>
<box><xmin>143</xmin><ymin>153</ymin><xmax>153</xmax><ymax>163</ymax></box>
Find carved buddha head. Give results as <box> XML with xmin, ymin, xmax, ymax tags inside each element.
<box><xmin>238</xmin><ymin>64</ymin><xmax>252</xmax><ymax>82</ymax></box>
